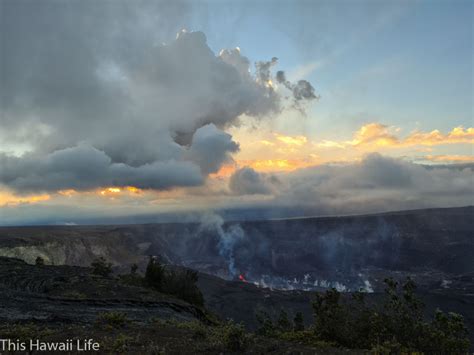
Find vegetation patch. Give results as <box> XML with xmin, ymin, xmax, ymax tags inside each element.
<box><xmin>254</xmin><ymin>277</ymin><xmax>470</xmax><ymax>353</ymax></box>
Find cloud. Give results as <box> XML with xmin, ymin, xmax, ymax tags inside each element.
<box><xmin>237</xmin><ymin>159</ymin><xmax>317</xmax><ymax>172</ymax></box>
<box><xmin>187</xmin><ymin>124</ymin><xmax>240</xmax><ymax>175</ymax></box>
<box><xmin>316</xmin><ymin>124</ymin><xmax>474</xmax><ymax>149</ymax></box>
<box><xmin>0</xmin><ymin>191</ymin><xmax>50</xmax><ymax>207</ymax></box>
<box><xmin>224</xmin><ymin>153</ymin><xmax>474</xmax><ymax>216</ymax></box>
<box><xmin>404</xmin><ymin>127</ymin><xmax>474</xmax><ymax>146</ymax></box>
<box><xmin>229</xmin><ymin>167</ymin><xmax>278</xmax><ymax>195</ymax></box>
<box><xmin>0</xmin><ymin>2</ymin><xmax>316</xmax><ymax>193</ymax></box>
<box><xmin>275</xmin><ymin>70</ymin><xmax>318</xmax><ymax>110</ymax></box>
<box><xmin>0</xmin><ymin>144</ymin><xmax>203</xmax><ymax>192</ymax></box>
<box><xmin>420</xmin><ymin>155</ymin><xmax>474</xmax><ymax>163</ymax></box>
<box><xmin>271</xmin><ymin>153</ymin><xmax>474</xmax><ymax>214</ymax></box>
<box><xmin>274</xmin><ymin>133</ymin><xmax>308</xmax><ymax>146</ymax></box>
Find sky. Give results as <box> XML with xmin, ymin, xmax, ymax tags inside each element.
<box><xmin>0</xmin><ymin>0</ymin><xmax>472</xmax><ymax>225</ymax></box>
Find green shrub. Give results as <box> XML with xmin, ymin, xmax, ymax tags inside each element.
<box><xmin>276</xmin><ymin>309</ymin><xmax>292</xmax><ymax>332</ymax></box>
<box><xmin>119</xmin><ymin>273</ymin><xmax>144</xmax><ymax>287</ymax></box>
<box><xmin>278</xmin><ymin>330</ymin><xmax>334</xmax><ymax>348</ymax></box>
<box><xmin>97</xmin><ymin>311</ymin><xmax>129</xmax><ymax>328</ymax></box>
<box><xmin>209</xmin><ymin>320</ymin><xmax>250</xmax><ymax>351</ymax></box>
<box><xmin>144</xmin><ymin>257</ymin><xmax>204</xmax><ymax>307</ymax></box>
<box><xmin>0</xmin><ymin>323</ymin><xmax>53</xmax><ymax>341</ymax></box>
<box><xmin>311</xmin><ymin>277</ymin><xmax>470</xmax><ymax>352</ymax></box>
<box><xmin>111</xmin><ymin>333</ymin><xmax>133</xmax><ymax>352</ymax></box>
<box><xmin>293</xmin><ymin>311</ymin><xmax>304</xmax><ymax>332</ymax></box>
<box><xmin>256</xmin><ymin>309</ymin><xmax>304</xmax><ymax>337</ymax></box>
<box><xmin>91</xmin><ymin>257</ymin><xmax>112</xmax><ymax>277</ymax></box>
<box><xmin>161</xmin><ymin>269</ymin><xmax>204</xmax><ymax>307</ymax></box>
<box><xmin>172</xmin><ymin>320</ymin><xmax>208</xmax><ymax>340</ymax></box>
<box><xmin>255</xmin><ymin>310</ymin><xmax>277</xmax><ymax>336</ymax></box>
<box><xmin>145</xmin><ymin>257</ymin><xmax>165</xmax><ymax>289</ymax></box>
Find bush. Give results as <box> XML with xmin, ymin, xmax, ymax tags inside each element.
<box><xmin>35</xmin><ymin>256</ymin><xmax>45</xmax><ymax>266</ymax></box>
<box><xmin>111</xmin><ymin>333</ymin><xmax>133</xmax><ymax>352</ymax></box>
<box><xmin>293</xmin><ymin>312</ymin><xmax>304</xmax><ymax>332</ymax></box>
<box><xmin>161</xmin><ymin>269</ymin><xmax>204</xmax><ymax>307</ymax></box>
<box><xmin>169</xmin><ymin>319</ymin><xmax>251</xmax><ymax>351</ymax></box>
<box><xmin>145</xmin><ymin>257</ymin><xmax>165</xmax><ymax>289</ymax></box>
<box><xmin>96</xmin><ymin>311</ymin><xmax>129</xmax><ymax>328</ymax></box>
<box><xmin>255</xmin><ymin>310</ymin><xmax>276</xmax><ymax>336</ymax></box>
<box><xmin>256</xmin><ymin>309</ymin><xmax>305</xmax><ymax>337</ymax></box>
<box><xmin>0</xmin><ymin>323</ymin><xmax>53</xmax><ymax>341</ymax></box>
<box><xmin>276</xmin><ymin>309</ymin><xmax>292</xmax><ymax>332</ymax></box>
<box><xmin>209</xmin><ymin>320</ymin><xmax>250</xmax><ymax>351</ymax></box>
<box><xmin>144</xmin><ymin>257</ymin><xmax>204</xmax><ymax>307</ymax></box>
<box><xmin>310</xmin><ymin>277</ymin><xmax>470</xmax><ymax>352</ymax></box>
<box><xmin>91</xmin><ymin>257</ymin><xmax>112</xmax><ymax>277</ymax></box>
<box><xmin>171</xmin><ymin>320</ymin><xmax>208</xmax><ymax>340</ymax></box>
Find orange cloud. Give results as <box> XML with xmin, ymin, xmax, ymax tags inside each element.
<box><xmin>239</xmin><ymin>159</ymin><xmax>316</xmax><ymax>172</ymax></box>
<box><xmin>98</xmin><ymin>186</ymin><xmax>143</xmax><ymax>196</ymax></box>
<box><xmin>350</xmin><ymin>123</ymin><xmax>399</xmax><ymax>146</ymax></box>
<box><xmin>422</xmin><ymin>154</ymin><xmax>474</xmax><ymax>163</ymax></box>
<box><xmin>209</xmin><ymin>164</ymin><xmax>237</xmax><ymax>178</ymax></box>
<box><xmin>274</xmin><ymin>133</ymin><xmax>308</xmax><ymax>146</ymax></box>
<box><xmin>0</xmin><ymin>192</ymin><xmax>50</xmax><ymax>206</ymax></box>
<box><xmin>58</xmin><ymin>189</ymin><xmax>78</xmax><ymax>197</ymax></box>
<box><xmin>316</xmin><ymin>124</ymin><xmax>474</xmax><ymax>149</ymax></box>
<box><xmin>259</xmin><ymin>140</ymin><xmax>275</xmax><ymax>146</ymax></box>
<box><xmin>404</xmin><ymin>127</ymin><xmax>474</xmax><ymax>146</ymax></box>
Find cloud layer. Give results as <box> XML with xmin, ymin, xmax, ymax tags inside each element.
<box><xmin>230</xmin><ymin>153</ymin><xmax>474</xmax><ymax>215</ymax></box>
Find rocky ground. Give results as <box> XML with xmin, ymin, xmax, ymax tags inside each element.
<box><xmin>0</xmin><ymin>257</ymin><xmax>345</xmax><ymax>354</ymax></box>
<box><xmin>0</xmin><ymin>257</ymin><xmax>209</xmax><ymax>325</ymax></box>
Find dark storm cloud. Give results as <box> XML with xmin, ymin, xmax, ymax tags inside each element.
<box><xmin>0</xmin><ymin>0</ymin><xmax>316</xmax><ymax>192</ymax></box>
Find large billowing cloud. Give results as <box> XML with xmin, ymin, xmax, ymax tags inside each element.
<box><xmin>0</xmin><ymin>1</ymin><xmax>316</xmax><ymax>193</ymax></box>
<box><xmin>187</xmin><ymin>124</ymin><xmax>240</xmax><ymax>175</ymax></box>
<box><xmin>0</xmin><ymin>143</ymin><xmax>203</xmax><ymax>192</ymax></box>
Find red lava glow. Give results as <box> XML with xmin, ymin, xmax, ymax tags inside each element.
<box><xmin>239</xmin><ymin>274</ymin><xmax>247</xmax><ymax>282</ymax></box>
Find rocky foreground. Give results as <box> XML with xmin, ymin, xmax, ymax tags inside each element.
<box><xmin>0</xmin><ymin>257</ymin><xmax>343</xmax><ymax>354</ymax></box>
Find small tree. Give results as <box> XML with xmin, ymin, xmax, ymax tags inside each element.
<box><xmin>130</xmin><ymin>263</ymin><xmax>138</xmax><ymax>274</ymax></box>
<box><xmin>145</xmin><ymin>256</ymin><xmax>164</xmax><ymax>290</ymax></box>
<box><xmin>35</xmin><ymin>256</ymin><xmax>45</xmax><ymax>266</ymax></box>
<box><xmin>161</xmin><ymin>268</ymin><xmax>204</xmax><ymax>306</ymax></box>
<box><xmin>255</xmin><ymin>310</ymin><xmax>276</xmax><ymax>336</ymax></box>
<box><xmin>293</xmin><ymin>311</ymin><xmax>304</xmax><ymax>332</ymax></box>
<box><xmin>310</xmin><ymin>277</ymin><xmax>470</xmax><ymax>352</ymax></box>
<box><xmin>277</xmin><ymin>309</ymin><xmax>292</xmax><ymax>332</ymax></box>
<box><xmin>91</xmin><ymin>257</ymin><xmax>112</xmax><ymax>277</ymax></box>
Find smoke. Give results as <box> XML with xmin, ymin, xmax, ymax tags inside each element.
<box><xmin>199</xmin><ymin>213</ymin><xmax>245</xmax><ymax>277</ymax></box>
